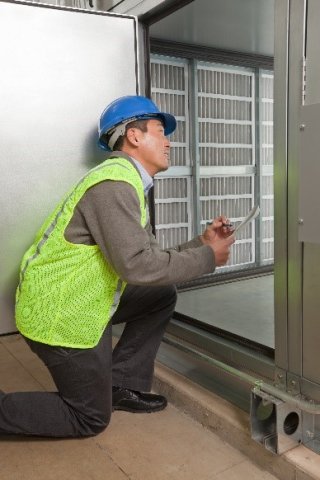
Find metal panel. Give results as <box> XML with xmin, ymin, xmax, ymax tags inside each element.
<box><xmin>305</xmin><ymin>0</ymin><xmax>320</xmax><ymax>106</ymax></box>
<box><xmin>299</xmin><ymin>104</ymin><xmax>320</xmax><ymax>243</ymax></box>
<box><xmin>0</xmin><ymin>1</ymin><xmax>139</xmax><ymax>334</ymax></box>
<box><xmin>148</xmin><ymin>0</ymin><xmax>274</xmax><ymax>57</ymax></box>
<box><xmin>300</xmin><ymin>0</ymin><xmax>320</xmax><ymax>384</ymax></box>
<box><xmin>302</xmin><ymin>244</ymin><xmax>320</xmax><ymax>383</ymax></box>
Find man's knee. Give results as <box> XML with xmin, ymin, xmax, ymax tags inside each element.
<box><xmin>162</xmin><ymin>284</ymin><xmax>177</xmax><ymax>310</ymax></box>
<box><xmin>79</xmin><ymin>410</ymin><xmax>111</xmax><ymax>437</ymax></box>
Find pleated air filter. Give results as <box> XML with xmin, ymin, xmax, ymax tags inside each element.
<box><xmin>151</xmin><ymin>55</ymin><xmax>274</xmax><ymax>268</ymax></box>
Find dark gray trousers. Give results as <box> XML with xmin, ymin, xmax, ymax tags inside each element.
<box><xmin>0</xmin><ymin>284</ymin><xmax>177</xmax><ymax>438</ymax></box>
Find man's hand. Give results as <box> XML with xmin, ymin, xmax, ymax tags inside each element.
<box><xmin>200</xmin><ymin>215</ymin><xmax>235</xmax><ymax>266</ymax></box>
<box><xmin>201</xmin><ymin>215</ymin><xmax>234</xmax><ymax>242</ymax></box>
<box><xmin>208</xmin><ymin>234</ymin><xmax>235</xmax><ymax>266</ymax></box>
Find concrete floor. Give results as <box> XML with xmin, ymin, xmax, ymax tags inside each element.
<box><xmin>0</xmin><ymin>334</ymin><xmax>278</xmax><ymax>480</ymax></box>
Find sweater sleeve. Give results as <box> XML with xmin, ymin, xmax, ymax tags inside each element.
<box><xmin>65</xmin><ymin>180</ymin><xmax>215</xmax><ymax>286</ymax></box>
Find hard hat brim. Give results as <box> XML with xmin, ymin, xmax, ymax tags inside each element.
<box><xmin>159</xmin><ymin>112</ymin><xmax>176</xmax><ymax>136</ymax></box>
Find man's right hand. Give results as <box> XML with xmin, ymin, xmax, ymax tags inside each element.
<box><xmin>209</xmin><ymin>234</ymin><xmax>235</xmax><ymax>267</ymax></box>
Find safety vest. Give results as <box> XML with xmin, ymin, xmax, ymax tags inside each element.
<box><xmin>15</xmin><ymin>156</ymin><xmax>147</xmax><ymax>348</ymax></box>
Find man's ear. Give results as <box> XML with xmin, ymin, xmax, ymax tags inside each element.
<box><xmin>126</xmin><ymin>127</ymin><xmax>141</xmax><ymax>148</ymax></box>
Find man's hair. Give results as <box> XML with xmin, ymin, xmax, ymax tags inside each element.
<box><xmin>112</xmin><ymin>119</ymin><xmax>149</xmax><ymax>151</ymax></box>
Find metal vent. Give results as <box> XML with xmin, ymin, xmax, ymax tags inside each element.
<box><xmin>154</xmin><ymin>176</ymin><xmax>192</xmax><ymax>249</ymax></box>
<box><xmin>151</xmin><ymin>58</ymin><xmax>189</xmax><ymax>168</ymax></box>
<box><xmin>199</xmin><ymin>147</ymin><xmax>253</xmax><ymax>167</ymax></box>
<box><xmin>197</xmin><ymin>62</ymin><xmax>255</xmax><ymax>268</ymax></box>
<box><xmin>151</xmin><ymin>54</ymin><xmax>274</xmax><ymax>269</ymax></box>
<box><xmin>260</xmin><ymin>71</ymin><xmax>274</xmax><ymax>263</ymax></box>
<box><xmin>151</xmin><ymin>56</ymin><xmax>191</xmax><ymax>249</ymax></box>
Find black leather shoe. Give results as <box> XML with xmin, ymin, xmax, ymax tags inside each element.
<box><xmin>112</xmin><ymin>387</ymin><xmax>167</xmax><ymax>413</ymax></box>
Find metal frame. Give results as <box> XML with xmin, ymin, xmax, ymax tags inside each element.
<box><xmin>286</xmin><ymin>0</ymin><xmax>305</xmax><ymax>378</ymax></box>
<box><xmin>145</xmin><ymin>0</ymin><xmax>289</xmax><ymax>409</ymax></box>
<box><xmin>273</xmin><ymin>0</ymin><xmax>290</xmax><ymax>373</ymax></box>
<box><xmin>254</xmin><ymin>67</ymin><xmax>262</xmax><ymax>265</ymax></box>
<box><xmin>145</xmin><ymin>3</ymin><xmax>277</xmax><ymax>373</ymax></box>
<box><xmin>274</xmin><ymin>0</ymin><xmax>305</xmax><ymax>380</ymax></box>
<box><xmin>189</xmin><ymin>58</ymin><xmax>202</xmax><ymax>236</ymax></box>
<box><xmin>196</xmin><ymin>61</ymin><xmax>257</xmax><ymax>270</ymax></box>
<box><xmin>150</xmin><ymin>37</ymin><xmax>274</xmax><ymax>70</ymax></box>
<box><xmin>115</xmin><ymin>0</ymin><xmax>194</xmax><ymax>23</ymax></box>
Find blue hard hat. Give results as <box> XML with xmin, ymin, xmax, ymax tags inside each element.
<box><xmin>98</xmin><ymin>95</ymin><xmax>177</xmax><ymax>151</ymax></box>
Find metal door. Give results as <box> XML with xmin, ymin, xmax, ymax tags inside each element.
<box><xmin>0</xmin><ymin>1</ymin><xmax>140</xmax><ymax>334</ymax></box>
<box><xmin>298</xmin><ymin>0</ymin><xmax>320</xmax><ymax>389</ymax></box>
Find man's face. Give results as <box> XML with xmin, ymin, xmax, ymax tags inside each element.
<box><xmin>133</xmin><ymin>119</ymin><xmax>171</xmax><ymax>176</ymax></box>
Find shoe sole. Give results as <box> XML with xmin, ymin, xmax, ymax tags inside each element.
<box><xmin>112</xmin><ymin>404</ymin><xmax>167</xmax><ymax>413</ymax></box>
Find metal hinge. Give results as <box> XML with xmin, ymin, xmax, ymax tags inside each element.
<box><xmin>302</xmin><ymin>56</ymin><xmax>307</xmax><ymax>105</ymax></box>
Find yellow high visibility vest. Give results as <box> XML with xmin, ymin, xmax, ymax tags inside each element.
<box><xmin>16</xmin><ymin>157</ymin><xmax>147</xmax><ymax>348</ymax></box>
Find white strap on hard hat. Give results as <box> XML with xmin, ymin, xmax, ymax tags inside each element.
<box><xmin>107</xmin><ymin>118</ymin><xmax>138</xmax><ymax>150</ymax></box>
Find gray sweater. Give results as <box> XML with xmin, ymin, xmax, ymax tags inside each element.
<box><xmin>64</xmin><ymin>156</ymin><xmax>215</xmax><ymax>286</ymax></box>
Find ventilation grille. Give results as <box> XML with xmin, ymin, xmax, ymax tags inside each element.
<box><xmin>199</xmin><ymin>147</ymin><xmax>253</xmax><ymax>167</ymax></box>
<box><xmin>151</xmin><ymin>55</ymin><xmax>274</xmax><ymax>269</ymax></box>
<box><xmin>151</xmin><ymin>57</ymin><xmax>192</xmax><ymax>249</ymax></box>
<box><xmin>154</xmin><ymin>176</ymin><xmax>192</xmax><ymax>249</ymax></box>
<box><xmin>198</xmin><ymin>63</ymin><xmax>255</xmax><ymax>268</ymax></box>
<box><xmin>151</xmin><ymin>58</ymin><xmax>189</xmax><ymax>168</ymax></box>
<box><xmin>260</xmin><ymin>71</ymin><xmax>274</xmax><ymax>263</ymax></box>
